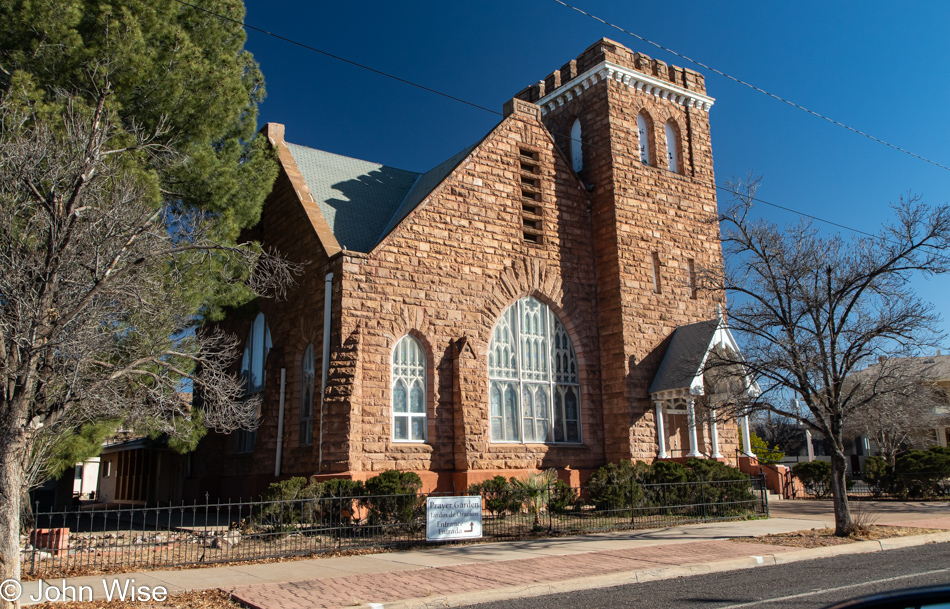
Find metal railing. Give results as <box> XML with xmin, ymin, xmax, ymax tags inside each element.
<box><xmin>23</xmin><ymin>476</ymin><xmax>767</xmax><ymax>578</ymax></box>
<box><xmin>795</xmin><ymin>472</ymin><xmax>950</xmax><ymax>500</ymax></box>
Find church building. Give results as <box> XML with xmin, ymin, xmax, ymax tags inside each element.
<box><xmin>185</xmin><ymin>38</ymin><xmax>755</xmax><ymax>500</ymax></box>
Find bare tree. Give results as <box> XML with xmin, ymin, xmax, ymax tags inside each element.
<box><xmin>0</xmin><ymin>83</ymin><xmax>296</xmax><ymax>589</ymax></box>
<box><xmin>710</xmin><ymin>176</ymin><xmax>950</xmax><ymax>536</ymax></box>
<box><xmin>752</xmin><ymin>410</ymin><xmax>807</xmax><ymax>457</ymax></box>
<box><xmin>845</xmin><ymin>359</ymin><xmax>948</xmax><ymax>466</ymax></box>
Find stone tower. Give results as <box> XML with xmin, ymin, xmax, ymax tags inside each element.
<box><xmin>515</xmin><ymin>38</ymin><xmax>724</xmax><ymax>463</ymax></box>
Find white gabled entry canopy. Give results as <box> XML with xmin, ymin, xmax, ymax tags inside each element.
<box><xmin>648</xmin><ymin>317</ymin><xmax>758</xmax><ymax>459</ymax></box>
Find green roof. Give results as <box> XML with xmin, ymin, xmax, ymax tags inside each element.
<box><xmin>286</xmin><ymin>139</ymin><xmax>480</xmax><ymax>253</ymax></box>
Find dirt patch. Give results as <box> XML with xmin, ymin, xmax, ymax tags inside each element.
<box><xmin>732</xmin><ymin>525</ymin><xmax>944</xmax><ymax>548</ymax></box>
<box><xmin>28</xmin><ymin>589</ymin><xmax>241</xmax><ymax>609</ymax></box>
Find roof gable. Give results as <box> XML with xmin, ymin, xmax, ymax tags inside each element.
<box><xmin>285</xmin><ymin>143</ymin><xmax>420</xmax><ymax>253</ymax></box>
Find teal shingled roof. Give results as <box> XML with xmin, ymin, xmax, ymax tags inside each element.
<box><xmin>286</xmin><ymin>139</ymin><xmax>481</xmax><ymax>253</ymax></box>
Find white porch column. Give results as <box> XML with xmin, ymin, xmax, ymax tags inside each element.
<box><xmin>654</xmin><ymin>401</ymin><xmax>668</xmax><ymax>459</ymax></box>
<box><xmin>708</xmin><ymin>408</ymin><xmax>722</xmax><ymax>458</ymax></box>
<box><xmin>686</xmin><ymin>398</ymin><xmax>702</xmax><ymax>457</ymax></box>
<box><xmin>805</xmin><ymin>429</ymin><xmax>815</xmax><ymax>461</ymax></box>
<box><xmin>740</xmin><ymin>415</ymin><xmax>754</xmax><ymax>457</ymax></box>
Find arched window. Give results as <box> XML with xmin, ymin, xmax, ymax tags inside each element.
<box><xmin>665</xmin><ymin>121</ymin><xmax>679</xmax><ymax>173</ymax></box>
<box><xmin>637</xmin><ymin>112</ymin><xmax>652</xmax><ymax>166</ymax></box>
<box><xmin>392</xmin><ymin>335</ymin><xmax>426</xmax><ymax>442</ymax></box>
<box><xmin>299</xmin><ymin>344</ymin><xmax>315</xmax><ymax>446</ymax></box>
<box><xmin>570</xmin><ymin>118</ymin><xmax>583</xmax><ymax>172</ymax></box>
<box><xmin>240</xmin><ymin>312</ymin><xmax>272</xmax><ymax>394</ymax></box>
<box><xmin>488</xmin><ymin>297</ymin><xmax>581</xmax><ymax>444</ymax></box>
<box><xmin>236</xmin><ymin>312</ymin><xmax>272</xmax><ymax>453</ymax></box>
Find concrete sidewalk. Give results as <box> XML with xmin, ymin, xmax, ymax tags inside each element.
<box><xmin>18</xmin><ymin>500</ymin><xmax>950</xmax><ymax>608</ymax></box>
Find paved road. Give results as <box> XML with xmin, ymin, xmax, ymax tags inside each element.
<box><xmin>463</xmin><ymin>541</ymin><xmax>950</xmax><ymax>609</ymax></box>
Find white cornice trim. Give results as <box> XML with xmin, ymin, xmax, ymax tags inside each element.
<box><xmin>535</xmin><ymin>60</ymin><xmax>715</xmax><ymax>115</ymax></box>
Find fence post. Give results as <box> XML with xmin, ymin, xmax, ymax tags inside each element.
<box><xmin>700</xmin><ymin>476</ymin><xmax>708</xmax><ymax>522</ymax></box>
<box><xmin>761</xmin><ymin>473</ymin><xmax>769</xmax><ymax>518</ymax></box>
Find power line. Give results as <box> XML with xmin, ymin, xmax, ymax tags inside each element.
<box><xmin>176</xmin><ymin>0</ymin><xmax>894</xmax><ymax>241</ymax></box>
<box><xmin>549</xmin><ymin>0</ymin><xmax>950</xmax><ymax>173</ymax></box>
<box><xmin>171</xmin><ymin>0</ymin><xmax>502</xmax><ymax>117</ymax></box>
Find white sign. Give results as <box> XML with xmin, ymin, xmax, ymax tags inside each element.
<box><xmin>426</xmin><ymin>496</ymin><xmax>482</xmax><ymax>541</ymax></box>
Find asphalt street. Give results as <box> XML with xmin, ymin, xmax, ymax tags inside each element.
<box><xmin>462</xmin><ymin>541</ymin><xmax>950</xmax><ymax>609</ymax></box>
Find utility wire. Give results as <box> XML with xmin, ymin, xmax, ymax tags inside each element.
<box><xmin>171</xmin><ymin>0</ymin><xmax>502</xmax><ymax>117</ymax></box>
<box><xmin>177</xmin><ymin>0</ymin><xmax>897</xmax><ymax>242</ymax></box>
<box><xmin>550</xmin><ymin>0</ymin><xmax>950</xmax><ymax>173</ymax></box>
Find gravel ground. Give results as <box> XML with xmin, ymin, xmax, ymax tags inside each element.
<box><xmin>730</xmin><ymin>524</ymin><xmax>943</xmax><ymax>548</ymax></box>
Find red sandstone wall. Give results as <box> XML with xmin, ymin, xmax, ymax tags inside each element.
<box><xmin>332</xmin><ymin>107</ymin><xmax>604</xmax><ymax>483</ymax></box>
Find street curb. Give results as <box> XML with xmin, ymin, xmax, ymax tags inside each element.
<box><xmin>367</xmin><ymin>531</ymin><xmax>950</xmax><ymax>609</ymax></box>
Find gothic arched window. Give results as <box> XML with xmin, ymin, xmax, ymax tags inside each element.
<box><xmin>570</xmin><ymin>118</ymin><xmax>583</xmax><ymax>172</ymax></box>
<box><xmin>665</xmin><ymin>121</ymin><xmax>679</xmax><ymax>173</ymax></box>
<box><xmin>637</xmin><ymin>112</ymin><xmax>652</xmax><ymax>165</ymax></box>
<box><xmin>392</xmin><ymin>335</ymin><xmax>427</xmax><ymax>442</ymax></box>
<box><xmin>488</xmin><ymin>297</ymin><xmax>581</xmax><ymax>444</ymax></box>
<box><xmin>236</xmin><ymin>312</ymin><xmax>272</xmax><ymax>453</ymax></box>
<box><xmin>299</xmin><ymin>343</ymin><xmax>315</xmax><ymax>446</ymax></box>
<box><xmin>240</xmin><ymin>312</ymin><xmax>272</xmax><ymax>394</ymax></box>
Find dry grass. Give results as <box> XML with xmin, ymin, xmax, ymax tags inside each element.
<box><xmin>28</xmin><ymin>589</ymin><xmax>242</xmax><ymax>609</ymax></box>
<box><xmin>731</xmin><ymin>525</ymin><xmax>944</xmax><ymax>548</ymax></box>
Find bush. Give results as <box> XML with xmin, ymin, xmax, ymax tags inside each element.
<box><xmin>587</xmin><ymin>460</ymin><xmax>646</xmax><ymax>511</ymax></box>
<box><xmin>862</xmin><ymin>456</ymin><xmax>893</xmax><ymax>497</ymax></box>
<box><xmin>684</xmin><ymin>458</ymin><xmax>753</xmax><ymax>506</ymax></box>
<box><xmin>467</xmin><ymin>476</ymin><xmax>521</xmax><ymax>517</ymax></box>
<box><xmin>792</xmin><ymin>461</ymin><xmax>832</xmax><ymax>498</ymax></box>
<box><xmin>547</xmin><ymin>479</ymin><xmax>578</xmax><ymax>515</ymax></box>
<box><xmin>363</xmin><ymin>470</ymin><xmax>423</xmax><ymax>525</ymax></box>
<box><xmin>313</xmin><ymin>478</ymin><xmax>365</xmax><ymax>525</ymax></box>
<box><xmin>255</xmin><ymin>477</ymin><xmax>322</xmax><ymax>530</ymax></box>
<box><xmin>511</xmin><ymin>470</ymin><xmax>557</xmax><ymax>529</ymax></box>
<box><xmin>893</xmin><ymin>447</ymin><xmax>950</xmax><ymax>498</ymax></box>
<box><xmin>255</xmin><ymin>477</ymin><xmax>366</xmax><ymax>530</ymax></box>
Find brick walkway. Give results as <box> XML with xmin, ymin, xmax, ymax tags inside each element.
<box><xmin>228</xmin><ymin>540</ymin><xmax>795</xmax><ymax>609</ymax></box>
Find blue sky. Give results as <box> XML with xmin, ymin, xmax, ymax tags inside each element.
<box><xmin>242</xmin><ymin>0</ymin><xmax>950</xmax><ymax>346</ymax></box>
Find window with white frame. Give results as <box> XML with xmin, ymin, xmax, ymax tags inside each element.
<box><xmin>665</xmin><ymin>121</ymin><xmax>679</xmax><ymax>173</ymax></box>
<box><xmin>570</xmin><ymin>118</ymin><xmax>583</xmax><ymax>172</ymax></box>
<box><xmin>637</xmin><ymin>112</ymin><xmax>652</xmax><ymax>165</ymax></box>
<box><xmin>392</xmin><ymin>335</ymin><xmax>426</xmax><ymax>442</ymax></box>
<box><xmin>488</xmin><ymin>297</ymin><xmax>581</xmax><ymax>444</ymax></box>
<box><xmin>299</xmin><ymin>343</ymin><xmax>315</xmax><ymax>446</ymax></box>
<box><xmin>236</xmin><ymin>312</ymin><xmax>272</xmax><ymax>453</ymax></box>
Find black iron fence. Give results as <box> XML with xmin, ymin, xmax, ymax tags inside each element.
<box><xmin>23</xmin><ymin>476</ymin><xmax>767</xmax><ymax>577</ymax></box>
<box><xmin>795</xmin><ymin>473</ymin><xmax>950</xmax><ymax>500</ymax></box>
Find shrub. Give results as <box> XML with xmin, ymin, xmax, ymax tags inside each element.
<box><xmin>547</xmin><ymin>479</ymin><xmax>578</xmax><ymax>515</ymax></box>
<box><xmin>684</xmin><ymin>458</ymin><xmax>753</xmax><ymax>507</ymax></box>
<box><xmin>313</xmin><ymin>478</ymin><xmax>365</xmax><ymax>525</ymax></box>
<box><xmin>255</xmin><ymin>477</ymin><xmax>322</xmax><ymax>530</ymax></box>
<box><xmin>861</xmin><ymin>456</ymin><xmax>893</xmax><ymax>497</ymax></box>
<box><xmin>511</xmin><ymin>470</ymin><xmax>557</xmax><ymax>529</ymax></box>
<box><xmin>587</xmin><ymin>460</ymin><xmax>645</xmax><ymax>511</ymax></box>
<box><xmin>893</xmin><ymin>447</ymin><xmax>950</xmax><ymax>498</ymax></box>
<box><xmin>644</xmin><ymin>460</ymin><xmax>690</xmax><ymax>485</ymax></box>
<box><xmin>363</xmin><ymin>470</ymin><xmax>423</xmax><ymax>525</ymax></box>
<box><xmin>792</xmin><ymin>461</ymin><xmax>832</xmax><ymax>498</ymax></box>
<box><xmin>467</xmin><ymin>476</ymin><xmax>521</xmax><ymax>517</ymax></box>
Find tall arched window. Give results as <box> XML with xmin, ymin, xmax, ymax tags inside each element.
<box><xmin>236</xmin><ymin>312</ymin><xmax>272</xmax><ymax>453</ymax></box>
<box><xmin>392</xmin><ymin>335</ymin><xmax>426</xmax><ymax>442</ymax></box>
<box><xmin>665</xmin><ymin>121</ymin><xmax>679</xmax><ymax>173</ymax></box>
<box><xmin>299</xmin><ymin>344</ymin><xmax>315</xmax><ymax>446</ymax></box>
<box><xmin>240</xmin><ymin>312</ymin><xmax>272</xmax><ymax>394</ymax></box>
<box><xmin>488</xmin><ymin>297</ymin><xmax>581</xmax><ymax>444</ymax></box>
<box><xmin>570</xmin><ymin>118</ymin><xmax>583</xmax><ymax>172</ymax></box>
<box><xmin>637</xmin><ymin>112</ymin><xmax>652</xmax><ymax>165</ymax></box>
